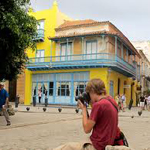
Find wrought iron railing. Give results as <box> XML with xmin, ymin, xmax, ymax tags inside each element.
<box><xmin>33</xmin><ymin>29</ymin><xmax>44</xmax><ymax>41</ymax></box>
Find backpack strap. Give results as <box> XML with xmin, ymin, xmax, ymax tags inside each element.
<box><xmin>106</xmin><ymin>97</ymin><xmax>119</xmax><ymax>112</ymax></box>
<box><xmin>100</xmin><ymin>97</ymin><xmax>118</xmax><ymax>112</ymax></box>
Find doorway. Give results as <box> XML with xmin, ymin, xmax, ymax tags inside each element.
<box><xmin>9</xmin><ymin>79</ymin><xmax>17</xmax><ymax>102</ymax></box>
<box><xmin>117</xmin><ymin>78</ymin><xmax>120</xmax><ymax>95</ymax></box>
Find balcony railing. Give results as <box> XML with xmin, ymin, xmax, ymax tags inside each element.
<box><xmin>33</xmin><ymin>29</ymin><xmax>44</xmax><ymax>42</ymax></box>
<box><xmin>26</xmin><ymin>53</ymin><xmax>136</xmax><ymax>77</ymax></box>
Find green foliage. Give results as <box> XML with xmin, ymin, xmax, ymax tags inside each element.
<box><xmin>0</xmin><ymin>0</ymin><xmax>37</xmax><ymax>81</ymax></box>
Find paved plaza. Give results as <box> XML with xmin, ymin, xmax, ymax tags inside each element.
<box><xmin>0</xmin><ymin>105</ymin><xmax>150</xmax><ymax>150</ymax></box>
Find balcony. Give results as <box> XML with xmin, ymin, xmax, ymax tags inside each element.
<box><xmin>26</xmin><ymin>53</ymin><xmax>136</xmax><ymax>77</ymax></box>
<box><xmin>33</xmin><ymin>29</ymin><xmax>44</xmax><ymax>42</ymax></box>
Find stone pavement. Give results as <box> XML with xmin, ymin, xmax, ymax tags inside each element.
<box><xmin>0</xmin><ymin>105</ymin><xmax>81</xmax><ymax>129</ymax></box>
<box><xmin>0</xmin><ymin>105</ymin><xmax>150</xmax><ymax>150</ymax></box>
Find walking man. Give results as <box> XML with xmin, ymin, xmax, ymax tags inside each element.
<box><xmin>0</xmin><ymin>82</ymin><xmax>11</xmax><ymax>126</ymax></box>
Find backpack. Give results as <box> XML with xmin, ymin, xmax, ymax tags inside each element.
<box><xmin>113</xmin><ymin>127</ymin><xmax>129</xmax><ymax>147</ymax></box>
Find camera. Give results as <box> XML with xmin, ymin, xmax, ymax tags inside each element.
<box><xmin>75</xmin><ymin>92</ymin><xmax>91</xmax><ymax>105</ymax></box>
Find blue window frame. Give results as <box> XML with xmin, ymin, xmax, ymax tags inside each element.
<box><xmin>32</xmin><ymin>72</ymin><xmax>89</xmax><ymax>105</ymax></box>
<box><xmin>86</xmin><ymin>40</ymin><xmax>97</xmax><ymax>59</ymax></box>
<box><xmin>49</xmin><ymin>82</ymin><xmax>54</xmax><ymax>96</ymax></box>
<box><xmin>57</xmin><ymin>81</ymin><xmax>71</xmax><ymax>96</ymax></box>
<box><xmin>37</xmin><ymin>20</ymin><xmax>44</xmax><ymax>30</ymax></box>
<box><xmin>36</xmin><ymin>50</ymin><xmax>45</xmax><ymax>62</ymax></box>
<box><xmin>74</xmin><ymin>82</ymin><xmax>87</xmax><ymax>96</ymax></box>
<box><xmin>60</xmin><ymin>42</ymin><xmax>72</xmax><ymax>61</ymax></box>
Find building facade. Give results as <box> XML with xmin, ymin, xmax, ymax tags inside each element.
<box><xmin>132</xmin><ymin>41</ymin><xmax>150</xmax><ymax>61</ymax></box>
<box><xmin>4</xmin><ymin>1</ymin><xmax>71</xmax><ymax>104</ymax></box>
<box><xmin>26</xmin><ymin>20</ymin><xmax>141</xmax><ymax>106</ymax></box>
<box><xmin>138</xmin><ymin>50</ymin><xmax>150</xmax><ymax>93</ymax></box>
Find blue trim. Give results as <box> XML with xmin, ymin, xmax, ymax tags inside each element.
<box><xmin>31</xmin><ymin>72</ymin><xmax>89</xmax><ymax>105</ymax></box>
<box><xmin>27</xmin><ymin>53</ymin><xmax>136</xmax><ymax>77</ymax></box>
<box><xmin>66</xmin><ymin>39</ymin><xmax>68</xmax><ymax>61</ymax></box>
<box><xmin>33</xmin><ymin>29</ymin><xmax>44</xmax><ymax>42</ymax></box>
<box><xmin>36</xmin><ymin>50</ymin><xmax>45</xmax><ymax>59</ymax></box>
<box><xmin>86</xmin><ymin>40</ymin><xmax>98</xmax><ymax>57</ymax></box>
<box><xmin>53</xmin><ymin>74</ymin><xmax>56</xmax><ymax>103</ymax></box>
<box><xmin>60</xmin><ymin>42</ymin><xmax>73</xmax><ymax>61</ymax></box>
<box><xmin>126</xmin><ymin>49</ymin><xmax>129</xmax><ymax>62</ymax></box>
<box><xmin>71</xmin><ymin>73</ymin><xmax>74</xmax><ymax>104</ymax></box>
<box><xmin>121</xmin><ymin>43</ymin><xmax>123</xmax><ymax>59</ymax></box>
<box><xmin>115</xmin><ymin>36</ymin><xmax>118</xmax><ymax>60</ymax></box>
<box><xmin>60</xmin><ymin>44</ymin><xmax>62</xmax><ymax>61</ymax></box>
<box><xmin>47</xmin><ymin>81</ymin><xmax>49</xmax><ymax>100</ymax></box>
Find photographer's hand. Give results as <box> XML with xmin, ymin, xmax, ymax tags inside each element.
<box><xmin>77</xmin><ymin>100</ymin><xmax>86</xmax><ymax>110</ymax></box>
<box><xmin>78</xmin><ymin>100</ymin><xmax>95</xmax><ymax>134</ymax></box>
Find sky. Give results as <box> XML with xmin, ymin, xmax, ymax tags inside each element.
<box><xmin>30</xmin><ymin>0</ymin><xmax>150</xmax><ymax>41</ymax></box>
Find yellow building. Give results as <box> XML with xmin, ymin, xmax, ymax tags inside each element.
<box><xmin>13</xmin><ymin>1</ymin><xmax>71</xmax><ymax>104</ymax></box>
<box><xmin>26</xmin><ymin>19</ymin><xmax>141</xmax><ymax>106</ymax></box>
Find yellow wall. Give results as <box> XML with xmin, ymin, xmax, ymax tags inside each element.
<box><xmin>25</xmin><ymin>67</ymin><xmax>138</xmax><ymax>106</ymax></box>
<box><xmin>90</xmin><ymin>68</ymin><xmax>108</xmax><ymax>93</ymax></box>
<box><xmin>25</xmin><ymin>69</ymin><xmax>32</xmax><ymax>105</ymax></box>
<box><xmin>25</xmin><ymin>68</ymin><xmax>108</xmax><ymax>105</ymax></box>
<box><xmin>27</xmin><ymin>2</ymin><xmax>71</xmax><ymax>59</ymax></box>
<box><xmin>24</xmin><ymin>2</ymin><xmax>72</xmax><ymax>105</ymax></box>
<box><xmin>108</xmin><ymin>70</ymin><xmax>137</xmax><ymax>106</ymax></box>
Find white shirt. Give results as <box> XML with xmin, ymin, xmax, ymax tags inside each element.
<box><xmin>147</xmin><ymin>96</ymin><xmax>150</xmax><ymax>102</ymax></box>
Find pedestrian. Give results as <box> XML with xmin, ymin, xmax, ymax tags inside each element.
<box><xmin>52</xmin><ymin>78</ymin><xmax>118</xmax><ymax>150</ymax></box>
<box><xmin>38</xmin><ymin>88</ymin><xmax>42</xmax><ymax>104</ymax></box>
<box><xmin>121</xmin><ymin>94</ymin><xmax>126</xmax><ymax>112</ymax></box>
<box><xmin>0</xmin><ymin>82</ymin><xmax>11</xmax><ymax>126</ymax></box>
<box><xmin>139</xmin><ymin>95</ymin><xmax>145</xmax><ymax>110</ymax></box>
<box><xmin>144</xmin><ymin>95</ymin><xmax>147</xmax><ymax>110</ymax></box>
<box><xmin>115</xmin><ymin>94</ymin><xmax>119</xmax><ymax>105</ymax></box>
<box><xmin>118</xmin><ymin>95</ymin><xmax>122</xmax><ymax>111</ymax></box>
<box><xmin>147</xmin><ymin>95</ymin><xmax>150</xmax><ymax>111</ymax></box>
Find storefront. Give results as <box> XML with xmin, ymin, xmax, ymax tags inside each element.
<box><xmin>32</xmin><ymin>72</ymin><xmax>89</xmax><ymax>105</ymax></box>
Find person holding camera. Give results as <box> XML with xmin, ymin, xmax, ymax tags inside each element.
<box><xmin>52</xmin><ymin>78</ymin><xmax>118</xmax><ymax>150</ymax></box>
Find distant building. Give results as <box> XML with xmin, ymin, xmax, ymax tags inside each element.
<box><xmin>132</xmin><ymin>41</ymin><xmax>150</xmax><ymax>61</ymax></box>
<box><xmin>138</xmin><ymin>50</ymin><xmax>150</xmax><ymax>93</ymax></box>
<box><xmin>132</xmin><ymin>41</ymin><xmax>150</xmax><ymax>93</ymax></box>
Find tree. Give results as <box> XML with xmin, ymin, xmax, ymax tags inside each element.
<box><xmin>0</xmin><ymin>0</ymin><xmax>37</xmax><ymax>81</ymax></box>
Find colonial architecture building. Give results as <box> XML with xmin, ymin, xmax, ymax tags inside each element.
<box><xmin>132</xmin><ymin>41</ymin><xmax>150</xmax><ymax>61</ymax></box>
<box><xmin>26</xmin><ymin>19</ymin><xmax>141</xmax><ymax>106</ymax></box>
<box><xmin>4</xmin><ymin>1</ymin><xmax>71</xmax><ymax>104</ymax></box>
<box><xmin>132</xmin><ymin>41</ymin><xmax>150</xmax><ymax>94</ymax></box>
<box><xmin>138</xmin><ymin>50</ymin><xmax>150</xmax><ymax>93</ymax></box>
